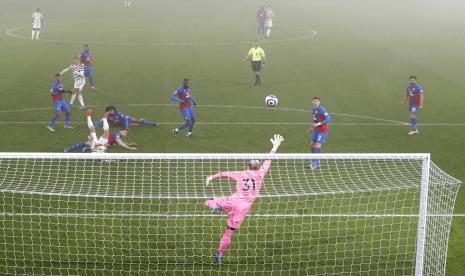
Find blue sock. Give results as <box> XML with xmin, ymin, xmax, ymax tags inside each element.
<box><xmin>49</xmin><ymin>114</ymin><xmax>59</xmax><ymax>127</ymax></box>
<box><xmin>64</xmin><ymin>142</ymin><xmax>86</xmax><ymax>153</ymax></box>
<box><xmin>82</xmin><ymin>145</ymin><xmax>91</xmax><ymax>152</ymax></box>
<box><xmin>178</xmin><ymin>124</ymin><xmax>188</xmax><ymax>130</ymax></box>
<box><xmin>411</xmin><ymin>119</ymin><xmax>417</xmax><ymax>131</ymax></box>
<box><xmin>311</xmin><ymin>147</ymin><xmax>316</xmax><ymax>153</ymax></box>
<box><xmin>94</xmin><ymin>120</ymin><xmax>102</xmax><ymax>128</ymax></box>
<box><xmin>142</xmin><ymin>120</ymin><xmax>157</xmax><ymax>126</ymax></box>
<box><xmin>65</xmin><ymin>112</ymin><xmax>71</xmax><ymax>126</ymax></box>
<box><xmin>314</xmin><ymin>148</ymin><xmax>322</xmax><ymax>153</ymax></box>
<box><xmin>89</xmin><ymin>79</ymin><xmax>95</xmax><ymax>87</ymax></box>
<box><xmin>188</xmin><ymin>124</ymin><xmax>194</xmax><ymax>132</ymax></box>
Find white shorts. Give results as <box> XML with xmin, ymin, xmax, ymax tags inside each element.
<box><xmin>265</xmin><ymin>20</ymin><xmax>273</xmax><ymax>28</ymax></box>
<box><xmin>74</xmin><ymin>79</ymin><xmax>85</xmax><ymax>91</ymax></box>
<box><xmin>32</xmin><ymin>23</ymin><xmax>42</xmax><ymax>30</ymax></box>
<box><xmin>91</xmin><ymin>136</ymin><xmax>108</xmax><ymax>153</ymax></box>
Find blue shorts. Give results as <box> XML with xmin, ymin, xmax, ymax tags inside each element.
<box><xmin>84</xmin><ymin>66</ymin><xmax>93</xmax><ymax>77</ymax></box>
<box><xmin>53</xmin><ymin>101</ymin><xmax>70</xmax><ymax>112</ymax></box>
<box><xmin>180</xmin><ymin>107</ymin><xmax>195</xmax><ymax>121</ymax></box>
<box><xmin>311</xmin><ymin>132</ymin><xmax>328</xmax><ymax>145</ymax></box>
<box><xmin>409</xmin><ymin>106</ymin><xmax>419</xmax><ymax>115</ymax></box>
<box><xmin>122</xmin><ymin>116</ymin><xmax>132</xmax><ymax>128</ymax></box>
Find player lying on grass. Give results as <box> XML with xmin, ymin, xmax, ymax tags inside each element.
<box><xmin>64</xmin><ymin>110</ymin><xmax>137</xmax><ymax>153</ymax></box>
<box><xmin>47</xmin><ymin>73</ymin><xmax>72</xmax><ymax>132</ymax></box>
<box><xmin>94</xmin><ymin>105</ymin><xmax>158</xmax><ymax>129</ymax></box>
<box><xmin>205</xmin><ymin>134</ymin><xmax>284</xmax><ymax>265</ymax></box>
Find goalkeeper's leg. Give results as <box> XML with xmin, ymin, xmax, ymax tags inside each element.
<box><xmin>215</xmin><ymin>227</ymin><xmax>235</xmax><ymax>265</ymax></box>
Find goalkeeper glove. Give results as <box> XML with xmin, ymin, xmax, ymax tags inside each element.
<box><xmin>270</xmin><ymin>134</ymin><xmax>284</xmax><ymax>152</ymax></box>
<box><xmin>205</xmin><ymin>176</ymin><xmax>213</xmax><ymax>186</ymax></box>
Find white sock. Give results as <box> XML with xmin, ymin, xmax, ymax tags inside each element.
<box><xmin>31</xmin><ymin>31</ymin><xmax>35</xmax><ymax>39</ymax></box>
<box><xmin>35</xmin><ymin>30</ymin><xmax>40</xmax><ymax>39</ymax></box>
<box><xmin>78</xmin><ymin>95</ymin><xmax>85</xmax><ymax>107</ymax></box>
<box><xmin>87</xmin><ymin>116</ymin><xmax>94</xmax><ymax>129</ymax></box>
<box><xmin>266</xmin><ymin>29</ymin><xmax>271</xmax><ymax>37</ymax></box>
<box><xmin>70</xmin><ymin>94</ymin><xmax>76</xmax><ymax>105</ymax></box>
<box><xmin>102</xmin><ymin>118</ymin><xmax>109</xmax><ymax>133</ymax></box>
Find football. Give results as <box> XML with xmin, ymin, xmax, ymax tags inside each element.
<box><xmin>265</xmin><ymin>95</ymin><xmax>278</xmax><ymax>108</ymax></box>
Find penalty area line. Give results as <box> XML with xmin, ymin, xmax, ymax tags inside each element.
<box><xmin>0</xmin><ymin>121</ymin><xmax>464</xmax><ymax>126</ymax></box>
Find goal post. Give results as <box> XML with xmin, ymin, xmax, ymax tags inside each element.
<box><xmin>0</xmin><ymin>153</ymin><xmax>461</xmax><ymax>275</ymax></box>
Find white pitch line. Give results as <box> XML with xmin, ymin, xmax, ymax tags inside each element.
<box><xmin>0</xmin><ymin>121</ymin><xmax>464</xmax><ymax>126</ymax></box>
<box><xmin>0</xmin><ymin>212</ymin><xmax>464</xmax><ymax>218</ymax></box>
<box><xmin>5</xmin><ymin>23</ymin><xmax>317</xmax><ymax>46</ymax></box>
<box><xmin>0</xmin><ymin>104</ymin><xmax>464</xmax><ymax>126</ymax></box>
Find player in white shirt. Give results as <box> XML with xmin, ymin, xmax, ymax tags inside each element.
<box><xmin>264</xmin><ymin>6</ymin><xmax>274</xmax><ymax>38</ymax></box>
<box><xmin>124</xmin><ymin>0</ymin><xmax>133</xmax><ymax>7</ymax></box>
<box><xmin>85</xmin><ymin>109</ymin><xmax>110</xmax><ymax>153</ymax></box>
<box><xmin>31</xmin><ymin>8</ymin><xmax>43</xmax><ymax>40</ymax></box>
<box><xmin>60</xmin><ymin>57</ymin><xmax>87</xmax><ymax>109</ymax></box>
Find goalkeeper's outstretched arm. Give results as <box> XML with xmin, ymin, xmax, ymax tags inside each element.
<box><xmin>206</xmin><ymin>134</ymin><xmax>284</xmax><ymax>186</ymax></box>
<box><xmin>261</xmin><ymin>134</ymin><xmax>284</xmax><ymax>173</ymax></box>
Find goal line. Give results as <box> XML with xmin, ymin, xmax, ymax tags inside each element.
<box><xmin>1</xmin><ymin>212</ymin><xmax>464</xmax><ymax>218</ymax></box>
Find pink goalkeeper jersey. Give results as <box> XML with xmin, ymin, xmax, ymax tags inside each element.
<box><xmin>210</xmin><ymin>153</ymin><xmax>273</xmax><ymax>204</ymax></box>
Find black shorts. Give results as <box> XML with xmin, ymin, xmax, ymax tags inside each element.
<box><xmin>251</xmin><ymin>61</ymin><xmax>262</xmax><ymax>72</ymax></box>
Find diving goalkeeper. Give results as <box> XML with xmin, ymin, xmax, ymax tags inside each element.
<box><xmin>205</xmin><ymin>134</ymin><xmax>284</xmax><ymax>265</ymax></box>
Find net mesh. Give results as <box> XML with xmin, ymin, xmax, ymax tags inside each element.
<box><xmin>0</xmin><ymin>153</ymin><xmax>461</xmax><ymax>275</ymax></box>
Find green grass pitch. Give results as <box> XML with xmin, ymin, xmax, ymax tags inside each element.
<box><xmin>0</xmin><ymin>0</ymin><xmax>464</xmax><ymax>274</ymax></box>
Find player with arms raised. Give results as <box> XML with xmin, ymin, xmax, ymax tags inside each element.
<box><xmin>205</xmin><ymin>134</ymin><xmax>284</xmax><ymax>265</ymax></box>
<box><xmin>400</xmin><ymin>75</ymin><xmax>423</xmax><ymax>135</ymax></box>
<box><xmin>47</xmin><ymin>74</ymin><xmax>72</xmax><ymax>132</ymax></box>
<box><xmin>170</xmin><ymin>79</ymin><xmax>197</xmax><ymax>137</ymax></box>
<box><xmin>79</xmin><ymin>45</ymin><xmax>98</xmax><ymax>91</ymax></box>
<box><xmin>31</xmin><ymin>8</ymin><xmax>43</xmax><ymax>40</ymax></box>
<box><xmin>60</xmin><ymin>57</ymin><xmax>87</xmax><ymax>109</ymax></box>
<box><xmin>308</xmin><ymin>97</ymin><xmax>331</xmax><ymax>170</ymax></box>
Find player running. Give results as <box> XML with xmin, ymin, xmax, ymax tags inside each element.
<box><xmin>47</xmin><ymin>74</ymin><xmax>72</xmax><ymax>132</ymax></box>
<box><xmin>256</xmin><ymin>6</ymin><xmax>266</xmax><ymax>37</ymax></box>
<box><xmin>60</xmin><ymin>57</ymin><xmax>87</xmax><ymax>109</ymax></box>
<box><xmin>79</xmin><ymin>45</ymin><xmax>98</xmax><ymax>91</ymax></box>
<box><xmin>264</xmin><ymin>6</ymin><xmax>274</xmax><ymax>38</ymax></box>
<box><xmin>308</xmin><ymin>97</ymin><xmax>331</xmax><ymax>170</ymax></box>
<box><xmin>170</xmin><ymin>79</ymin><xmax>197</xmax><ymax>137</ymax></box>
<box><xmin>400</xmin><ymin>75</ymin><xmax>423</xmax><ymax>135</ymax></box>
<box><xmin>31</xmin><ymin>8</ymin><xmax>43</xmax><ymax>40</ymax></box>
<box><xmin>94</xmin><ymin>105</ymin><xmax>158</xmax><ymax>129</ymax></box>
<box><xmin>205</xmin><ymin>134</ymin><xmax>284</xmax><ymax>265</ymax></box>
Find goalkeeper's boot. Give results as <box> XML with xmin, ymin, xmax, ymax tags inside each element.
<box><xmin>47</xmin><ymin>125</ymin><xmax>56</xmax><ymax>132</ymax></box>
<box><xmin>212</xmin><ymin>206</ymin><xmax>223</xmax><ymax>213</ymax></box>
<box><xmin>310</xmin><ymin>161</ymin><xmax>320</xmax><ymax>171</ymax></box>
<box><xmin>64</xmin><ymin>125</ymin><xmax>73</xmax><ymax>129</ymax></box>
<box><xmin>214</xmin><ymin>251</ymin><xmax>222</xmax><ymax>265</ymax></box>
<box><xmin>408</xmin><ymin>129</ymin><xmax>419</xmax><ymax>135</ymax></box>
<box><xmin>172</xmin><ymin>128</ymin><xmax>179</xmax><ymax>137</ymax></box>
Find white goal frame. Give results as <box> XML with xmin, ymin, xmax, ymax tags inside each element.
<box><xmin>0</xmin><ymin>152</ymin><xmax>461</xmax><ymax>275</ymax></box>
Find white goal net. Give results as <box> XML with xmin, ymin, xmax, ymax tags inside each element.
<box><xmin>0</xmin><ymin>153</ymin><xmax>461</xmax><ymax>275</ymax></box>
